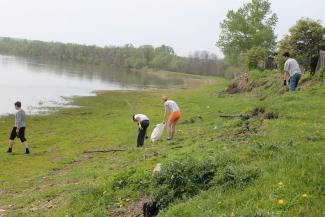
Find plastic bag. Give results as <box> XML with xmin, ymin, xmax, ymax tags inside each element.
<box><xmin>151</xmin><ymin>123</ymin><xmax>165</xmax><ymax>143</ymax></box>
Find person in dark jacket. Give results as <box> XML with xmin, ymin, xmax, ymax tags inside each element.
<box><xmin>7</xmin><ymin>101</ymin><xmax>30</xmax><ymax>154</ymax></box>
<box><xmin>133</xmin><ymin>114</ymin><xmax>150</xmax><ymax>147</ymax></box>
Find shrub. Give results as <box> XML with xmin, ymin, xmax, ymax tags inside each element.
<box><xmin>246</xmin><ymin>47</ymin><xmax>268</xmax><ymax>70</ymax></box>
<box><xmin>150</xmin><ymin>157</ymin><xmax>259</xmax><ymax>211</ymax></box>
<box><xmin>151</xmin><ymin>157</ymin><xmax>221</xmax><ymax>209</ymax></box>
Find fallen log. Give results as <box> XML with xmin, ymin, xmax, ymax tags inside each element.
<box><xmin>219</xmin><ymin>114</ymin><xmax>250</xmax><ymax>120</ymax></box>
<box><xmin>83</xmin><ymin>149</ymin><xmax>126</xmax><ymax>154</ymax></box>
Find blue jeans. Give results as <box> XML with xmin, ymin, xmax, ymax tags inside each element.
<box><xmin>289</xmin><ymin>73</ymin><xmax>301</xmax><ymax>92</ymax></box>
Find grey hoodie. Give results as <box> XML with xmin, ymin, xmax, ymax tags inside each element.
<box><xmin>15</xmin><ymin>109</ymin><xmax>26</xmax><ymax>128</ymax></box>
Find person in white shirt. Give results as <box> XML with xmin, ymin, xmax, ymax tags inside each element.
<box><xmin>133</xmin><ymin>114</ymin><xmax>150</xmax><ymax>147</ymax></box>
<box><xmin>162</xmin><ymin>96</ymin><xmax>181</xmax><ymax>140</ymax></box>
<box><xmin>283</xmin><ymin>52</ymin><xmax>302</xmax><ymax>92</ymax></box>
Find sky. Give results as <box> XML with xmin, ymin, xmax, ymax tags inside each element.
<box><xmin>0</xmin><ymin>0</ymin><xmax>324</xmax><ymax>57</ymax></box>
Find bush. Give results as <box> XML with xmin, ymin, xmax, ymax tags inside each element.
<box><xmin>151</xmin><ymin>157</ymin><xmax>221</xmax><ymax>209</ymax></box>
<box><xmin>246</xmin><ymin>47</ymin><xmax>268</xmax><ymax>70</ymax></box>
<box><xmin>151</xmin><ymin>157</ymin><xmax>259</xmax><ymax>211</ymax></box>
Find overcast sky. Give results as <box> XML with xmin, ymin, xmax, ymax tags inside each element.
<box><xmin>0</xmin><ymin>0</ymin><xmax>324</xmax><ymax>57</ymax></box>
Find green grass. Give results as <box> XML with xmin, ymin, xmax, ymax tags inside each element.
<box><xmin>0</xmin><ymin>70</ymin><xmax>324</xmax><ymax>217</ymax></box>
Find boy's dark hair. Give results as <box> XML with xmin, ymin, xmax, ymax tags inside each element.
<box><xmin>283</xmin><ymin>52</ymin><xmax>290</xmax><ymax>58</ymax></box>
<box><xmin>14</xmin><ymin>101</ymin><xmax>22</xmax><ymax>108</ymax></box>
<box><xmin>132</xmin><ymin>114</ymin><xmax>136</xmax><ymax>121</ymax></box>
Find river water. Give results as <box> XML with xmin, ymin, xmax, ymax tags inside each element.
<box><xmin>0</xmin><ymin>55</ymin><xmax>183</xmax><ymax>115</ymax></box>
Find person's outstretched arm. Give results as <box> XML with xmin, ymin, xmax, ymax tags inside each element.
<box><xmin>163</xmin><ymin>107</ymin><xmax>167</xmax><ymax>124</ymax></box>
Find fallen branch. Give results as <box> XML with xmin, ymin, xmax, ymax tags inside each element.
<box><xmin>219</xmin><ymin>114</ymin><xmax>250</xmax><ymax>120</ymax></box>
<box><xmin>83</xmin><ymin>149</ymin><xmax>126</xmax><ymax>154</ymax></box>
<box><xmin>171</xmin><ymin>146</ymin><xmax>183</xmax><ymax>149</ymax></box>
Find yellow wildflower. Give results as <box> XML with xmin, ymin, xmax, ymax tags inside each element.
<box><xmin>277</xmin><ymin>199</ymin><xmax>284</xmax><ymax>205</ymax></box>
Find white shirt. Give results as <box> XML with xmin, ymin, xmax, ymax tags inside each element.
<box><xmin>134</xmin><ymin>114</ymin><xmax>149</xmax><ymax>122</ymax></box>
<box><xmin>164</xmin><ymin>100</ymin><xmax>180</xmax><ymax>112</ymax></box>
<box><xmin>284</xmin><ymin>58</ymin><xmax>301</xmax><ymax>77</ymax></box>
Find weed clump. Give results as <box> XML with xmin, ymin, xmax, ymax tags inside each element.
<box><xmin>149</xmin><ymin>157</ymin><xmax>260</xmax><ymax>215</ymax></box>
<box><xmin>251</xmin><ymin>107</ymin><xmax>265</xmax><ymax>117</ymax></box>
<box><xmin>151</xmin><ymin>157</ymin><xmax>218</xmax><ymax>209</ymax></box>
<box><xmin>263</xmin><ymin>112</ymin><xmax>279</xmax><ymax>120</ymax></box>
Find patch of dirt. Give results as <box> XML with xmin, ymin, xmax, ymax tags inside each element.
<box><xmin>251</xmin><ymin>107</ymin><xmax>265</xmax><ymax>117</ymax></box>
<box><xmin>143</xmin><ymin>149</ymin><xmax>159</xmax><ymax>160</ymax></box>
<box><xmin>108</xmin><ymin>194</ymin><xmax>150</xmax><ymax>217</ymax></box>
<box><xmin>226</xmin><ymin>73</ymin><xmax>249</xmax><ymax>94</ymax></box>
<box><xmin>181</xmin><ymin>115</ymin><xmax>203</xmax><ymax>124</ymax></box>
<box><xmin>0</xmin><ymin>208</ymin><xmax>6</xmax><ymax>217</ymax></box>
<box><xmin>302</xmin><ymin>80</ymin><xmax>313</xmax><ymax>90</ymax></box>
<box><xmin>263</xmin><ymin>112</ymin><xmax>279</xmax><ymax>120</ymax></box>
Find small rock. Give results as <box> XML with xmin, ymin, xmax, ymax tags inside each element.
<box><xmin>153</xmin><ymin>163</ymin><xmax>161</xmax><ymax>173</ymax></box>
<box><xmin>30</xmin><ymin>207</ymin><xmax>38</xmax><ymax>212</ymax></box>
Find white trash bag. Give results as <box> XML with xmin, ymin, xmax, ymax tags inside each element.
<box><xmin>151</xmin><ymin>123</ymin><xmax>165</xmax><ymax>143</ymax></box>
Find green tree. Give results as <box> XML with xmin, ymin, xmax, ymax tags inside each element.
<box><xmin>217</xmin><ymin>0</ymin><xmax>278</xmax><ymax>64</ymax></box>
<box><xmin>278</xmin><ymin>18</ymin><xmax>325</xmax><ymax>72</ymax></box>
<box><xmin>246</xmin><ymin>46</ymin><xmax>268</xmax><ymax>70</ymax></box>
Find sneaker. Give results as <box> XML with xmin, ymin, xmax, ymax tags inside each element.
<box><xmin>25</xmin><ymin>148</ymin><xmax>30</xmax><ymax>154</ymax></box>
<box><xmin>7</xmin><ymin>148</ymin><xmax>12</xmax><ymax>153</ymax></box>
<box><xmin>167</xmin><ymin>137</ymin><xmax>172</xmax><ymax>141</ymax></box>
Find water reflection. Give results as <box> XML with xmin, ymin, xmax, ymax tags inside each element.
<box><xmin>0</xmin><ymin>55</ymin><xmax>184</xmax><ymax>115</ymax></box>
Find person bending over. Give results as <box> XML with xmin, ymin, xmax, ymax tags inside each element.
<box><xmin>162</xmin><ymin>96</ymin><xmax>181</xmax><ymax>140</ymax></box>
<box><xmin>283</xmin><ymin>52</ymin><xmax>302</xmax><ymax>92</ymax></box>
<box><xmin>7</xmin><ymin>101</ymin><xmax>30</xmax><ymax>154</ymax></box>
<box><xmin>133</xmin><ymin>114</ymin><xmax>150</xmax><ymax>147</ymax></box>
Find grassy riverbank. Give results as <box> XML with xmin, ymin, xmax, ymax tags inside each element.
<box><xmin>0</xmin><ymin>70</ymin><xmax>324</xmax><ymax>217</ymax></box>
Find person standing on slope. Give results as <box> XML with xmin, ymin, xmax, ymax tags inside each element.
<box><xmin>133</xmin><ymin>114</ymin><xmax>150</xmax><ymax>147</ymax></box>
<box><xmin>283</xmin><ymin>52</ymin><xmax>302</xmax><ymax>92</ymax></box>
<box><xmin>7</xmin><ymin>101</ymin><xmax>30</xmax><ymax>154</ymax></box>
<box><xmin>162</xmin><ymin>96</ymin><xmax>181</xmax><ymax>140</ymax></box>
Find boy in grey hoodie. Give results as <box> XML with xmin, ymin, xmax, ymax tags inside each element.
<box><xmin>7</xmin><ymin>101</ymin><xmax>30</xmax><ymax>154</ymax></box>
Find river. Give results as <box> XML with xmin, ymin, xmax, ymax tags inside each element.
<box><xmin>0</xmin><ymin>55</ymin><xmax>184</xmax><ymax>115</ymax></box>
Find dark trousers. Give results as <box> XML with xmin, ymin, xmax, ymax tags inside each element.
<box><xmin>10</xmin><ymin>127</ymin><xmax>27</xmax><ymax>143</ymax></box>
<box><xmin>137</xmin><ymin>120</ymin><xmax>149</xmax><ymax>147</ymax></box>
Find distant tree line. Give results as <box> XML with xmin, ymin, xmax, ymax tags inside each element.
<box><xmin>0</xmin><ymin>37</ymin><xmax>229</xmax><ymax>77</ymax></box>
